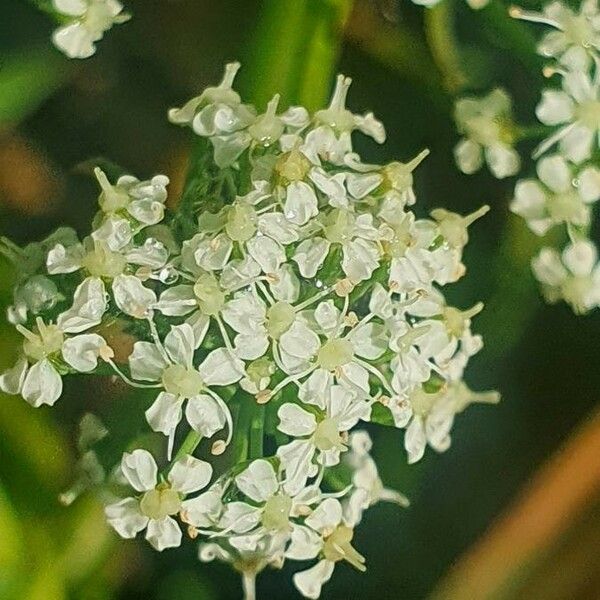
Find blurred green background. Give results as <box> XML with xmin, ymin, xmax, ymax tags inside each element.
<box><xmin>1</xmin><ymin>1</ymin><xmax>600</xmax><ymax>598</ymax></box>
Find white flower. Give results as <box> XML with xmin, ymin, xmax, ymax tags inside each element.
<box><xmin>293</xmin><ymin>208</ymin><xmax>382</xmax><ymax>282</ymax></box>
<box><xmin>129</xmin><ymin>323</ymin><xmax>243</xmax><ymax>456</ymax></box>
<box><xmin>535</xmin><ymin>65</ymin><xmax>600</xmax><ymax>163</ymax></box>
<box><xmin>94</xmin><ymin>168</ymin><xmax>169</xmax><ymax>230</ymax></box>
<box><xmin>276</xmin><ymin>385</ymin><xmax>371</xmax><ymax>493</ymax></box>
<box><xmin>289</xmin><ymin>498</ymin><xmax>365</xmax><ymax>599</ymax></box>
<box><xmin>511</xmin><ymin>154</ymin><xmax>600</xmax><ymax>234</ymax></box>
<box><xmin>511</xmin><ymin>1</ymin><xmax>600</xmax><ymax>66</ymax></box>
<box><xmin>51</xmin><ymin>0</ymin><xmax>130</xmax><ymax>59</ymax></box>
<box><xmin>211</xmin><ymin>459</ymin><xmax>325</xmax><ymax>559</ymax></box>
<box><xmin>454</xmin><ymin>89</ymin><xmax>520</xmax><ymax>178</ymax></box>
<box><xmin>414</xmin><ymin>0</ymin><xmax>489</xmax><ymax>8</ymax></box>
<box><xmin>343</xmin><ymin>431</ymin><xmax>409</xmax><ymax>527</ymax></box>
<box><xmin>301</xmin><ymin>75</ymin><xmax>385</xmax><ymax>167</ymax></box>
<box><xmin>47</xmin><ymin>236</ymin><xmax>167</xmax><ymax>319</ymax></box>
<box><xmin>532</xmin><ymin>239</ymin><xmax>600</xmax><ymax>312</ymax></box>
<box><xmin>0</xmin><ymin>278</ymin><xmax>110</xmax><ymax>407</ymax></box>
<box><xmin>403</xmin><ymin>382</ymin><xmax>499</xmax><ymax>464</ymax></box>
<box><xmin>105</xmin><ymin>450</ymin><xmax>212</xmax><ymax>551</ymax></box>
<box><xmin>276</xmin><ymin>299</ymin><xmax>386</xmax><ymax>400</ymax></box>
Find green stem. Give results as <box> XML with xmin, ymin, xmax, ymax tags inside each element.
<box><xmin>173</xmin><ymin>430</ymin><xmax>203</xmax><ymax>463</ymax></box>
<box><xmin>424</xmin><ymin>2</ymin><xmax>469</xmax><ymax>94</ymax></box>
<box><xmin>249</xmin><ymin>405</ymin><xmax>265</xmax><ymax>460</ymax></box>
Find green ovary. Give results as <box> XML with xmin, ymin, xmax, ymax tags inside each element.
<box><xmin>22</xmin><ymin>320</ymin><xmax>64</xmax><ymax>361</ymax></box>
<box><xmin>323</xmin><ymin>209</ymin><xmax>354</xmax><ymax>244</ymax></box>
<box><xmin>81</xmin><ymin>245</ymin><xmax>126</xmax><ymax>278</ymax></box>
<box><xmin>225</xmin><ymin>204</ymin><xmax>257</xmax><ymax>242</ymax></box>
<box><xmin>140</xmin><ymin>485</ymin><xmax>181</xmax><ymax>520</ymax></box>
<box><xmin>275</xmin><ymin>149</ymin><xmax>311</xmax><ymax>183</ymax></box>
<box><xmin>313</xmin><ymin>417</ymin><xmax>344</xmax><ymax>452</ymax></box>
<box><xmin>266</xmin><ymin>302</ymin><xmax>295</xmax><ymax>339</ymax></box>
<box><xmin>261</xmin><ymin>493</ymin><xmax>292</xmax><ymax>531</ymax></box>
<box><xmin>576</xmin><ymin>101</ymin><xmax>600</xmax><ymax>130</ymax></box>
<box><xmin>162</xmin><ymin>364</ymin><xmax>204</xmax><ymax>397</ymax></box>
<box><xmin>194</xmin><ymin>273</ymin><xmax>225</xmax><ymax>315</ymax></box>
<box><xmin>322</xmin><ymin>525</ymin><xmax>366</xmax><ymax>571</ymax></box>
<box><xmin>317</xmin><ymin>338</ymin><xmax>354</xmax><ymax>370</ymax></box>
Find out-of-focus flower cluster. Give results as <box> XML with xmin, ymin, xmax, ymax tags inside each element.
<box><xmin>49</xmin><ymin>0</ymin><xmax>130</xmax><ymax>59</ymax></box>
<box><xmin>0</xmin><ymin>64</ymin><xmax>497</xmax><ymax>598</ymax></box>
<box><xmin>450</xmin><ymin>0</ymin><xmax>600</xmax><ymax>314</ymax></box>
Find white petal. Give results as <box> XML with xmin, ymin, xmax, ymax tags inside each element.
<box><xmin>185</xmin><ymin>394</ymin><xmax>227</xmax><ymax>438</ymax></box>
<box><xmin>485</xmin><ymin>144</ymin><xmax>520</xmax><ymax>179</ymax></box>
<box><xmin>181</xmin><ymin>488</ymin><xmax>223</xmax><ymax>528</ymax></box>
<box><xmin>537</xmin><ymin>155</ymin><xmax>571</xmax><ymax>193</ymax></box>
<box><xmin>293</xmin><ymin>238</ymin><xmax>330</xmax><ymax>278</ymax></box>
<box><xmin>62</xmin><ymin>333</ymin><xmax>107</xmax><ymax>372</ymax></box>
<box><xmin>293</xmin><ymin>560</ymin><xmax>335</xmax><ymax>600</ymax></box>
<box><xmin>0</xmin><ymin>357</ymin><xmax>28</xmax><ymax>395</ymax></box>
<box><xmin>298</xmin><ymin>369</ymin><xmax>333</xmax><ymax>408</ymax></box>
<box><xmin>52</xmin><ymin>24</ymin><xmax>96</xmax><ymax>60</ymax></box>
<box><xmin>535</xmin><ymin>90</ymin><xmax>573</xmax><ymax>125</ymax></box>
<box><xmin>145</xmin><ymin>516</ymin><xmax>182</xmax><ymax>551</ymax></box>
<box><xmin>405</xmin><ymin>417</ymin><xmax>427</xmax><ymax>464</ymax></box>
<box><xmin>168</xmin><ymin>455</ymin><xmax>213</xmax><ymax>494</ymax></box>
<box><xmin>270</xmin><ymin>263</ymin><xmax>300</xmax><ymax>302</ymax></box>
<box><xmin>279</xmin><ymin>321</ymin><xmax>320</xmax><ymax>360</ymax></box>
<box><xmin>285</xmin><ymin>524</ymin><xmax>322</xmax><ymax>560</ymax></box>
<box><xmin>305</xmin><ymin>498</ymin><xmax>342</xmax><ymax>532</ymax></box>
<box><xmin>277</xmin><ymin>403</ymin><xmax>317</xmax><ymax>437</ymax></box>
<box><xmin>164</xmin><ymin>323</ymin><xmax>196</xmax><ymax>368</ymax></box>
<box><xmin>246</xmin><ymin>236</ymin><xmax>285</xmax><ymax>274</ymax></box>
<box><xmin>559</xmin><ymin>123</ymin><xmax>594</xmax><ymax>164</ymax></box>
<box><xmin>57</xmin><ymin>277</ymin><xmax>107</xmax><ymax>333</ymax></box>
<box><xmin>221</xmin><ymin>291</ymin><xmax>267</xmax><ymax>335</ymax></box>
<box><xmin>342</xmin><ymin>238</ymin><xmax>380</xmax><ymax>282</ymax></box>
<box><xmin>198</xmin><ymin>349</ymin><xmax>244</xmax><ymax>386</ymax></box>
<box><xmin>454</xmin><ymin>138</ymin><xmax>483</xmax><ymax>175</ymax></box>
<box><xmin>92</xmin><ymin>218</ymin><xmax>132</xmax><ymax>251</ymax></box>
<box><xmin>112</xmin><ymin>275</ymin><xmax>156</xmax><ymax>320</ymax></box>
<box><xmin>145</xmin><ymin>392</ymin><xmax>183</xmax><ymax>437</ymax></box>
<box><xmin>218</xmin><ymin>502</ymin><xmax>262</xmax><ymax>534</ymax></box>
<box><xmin>121</xmin><ymin>449</ymin><xmax>158</xmax><ymax>492</ymax></box>
<box><xmin>105</xmin><ymin>498</ymin><xmax>148</xmax><ymax>538</ymax></box>
<box><xmin>129</xmin><ymin>341</ymin><xmax>168</xmax><ymax>381</ymax></box>
<box><xmin>235</xmin><ymin>459</ymin><xmax>278</xmax><ymax>503</ymax></box>
<box><xmin>21</xmin><ymin>359</ymin><xmax>62</xmax><ymax>407</ymax></box>
<box><xmin>156</xmin><ymin>285</ymin><xmax>196</xmax><ymax>316</ymax></box>
<box><xmin>47</xmin><ymin>243</ymin><xmax>84</xmax><ymax>274</ymax></box>
<box><xmin>284</xmin><ymin>181</ymin><xmax>318</xmax><ymax>225</ymax></box>
<box><xmin>563</xmin><ymin>240</ymin><xmax>597</xmax><ymax>276</ymax></box>
<box><xmin>578</xmin><ymin>167</ymin><xmax>600</xmax><ymax>203</ymax></box>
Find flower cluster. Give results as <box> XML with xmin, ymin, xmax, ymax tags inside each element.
<box><xmin>0</xmin><ymin>64</ymin><xmax>497</xmax><ymax>598</ymax></box>
<box><xmin>50</xmin><ymin>0</ymin><xmax>130</xmax><ymax>59</ymax></box>
<box><xmin>451</xmin><ymin>0</ymin><xmax>600</xmax><ymax>314</ymax></box>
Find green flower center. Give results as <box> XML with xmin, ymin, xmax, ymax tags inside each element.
<box><xmin>324</xmin><ymin>210</ymin><xmax>354</xmax><ymax>244</ymax></box>
<box><xmin>20</xmin><ymin>318</ymin><xmax>64</xmax><ymax>361</ymax></box>
<box><xmin>261</xmin><ymin>493</ymin><xmax>292</xmax><ymax>531</ymax></box>
<box><xmin>576</xmin><ymin>100</ymin><xmax>600</xmax><ymax>130</ymax></box>
<box><xmin>193</xmin><ymin>273</ymin><xmax>225</xmax><ymax>315</ymax></box>
<box><xmin>313</xmin><ymin>417</ymin><xmax>344</xmax><ymax>452</ymax></box>
<box><xmin>225</xmin><ymin>203</ymin><xmax>257</xmax><ymax>242</ymax></box>
<box><xmin>275</xmin><ymin>149</ymin><xmax>311</xmax><ymax>183</ymax></box>
<box><xmin>81</xmin><ymin>244</ymin><xmax>126</xmax><ymax>279</ymax></box>
<box><xmin>140</xmin><ymin>484</ymin><xmax>181</xmax><ymax>520</ymax></box>
<box><xmin>162</xmin><ymin>364</ymin><xmax>204</xmax><ymax>397</ymax></box>
<box><xmin>322</xmin><ymin>525</ymin><xmax>366</xmax><ymax>571</ymax></box>
<box><xmin>317</xmin><ymin>338</ymin><xmax>354</xmax><ymax>370</ymax></box>
<box><xmin>266</xmin><ymin>302</ymin><xmax>295</xmax><ymax>339</ymax></box>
